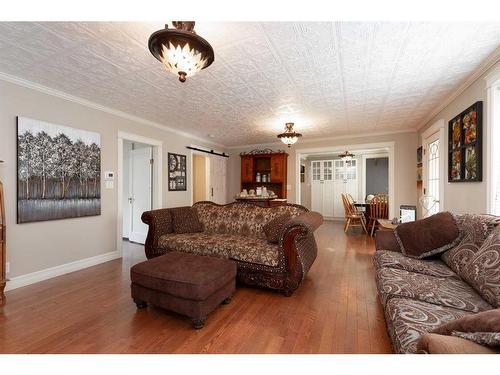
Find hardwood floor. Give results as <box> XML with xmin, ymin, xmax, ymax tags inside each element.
<box><xmin>0</xmin><ymin>221</ymin><xmax>391</xmax><ymax>353</ymax></box>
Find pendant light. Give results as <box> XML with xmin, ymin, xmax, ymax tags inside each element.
<box><xmin>148</xmin><ymin>21</ymin><xmax>215</xmax><ymax>82</ymax></box>
<box><xmin>277</xmin><ymin>122</ymin><xmax>302</xmax><ymax>147</ymax></box>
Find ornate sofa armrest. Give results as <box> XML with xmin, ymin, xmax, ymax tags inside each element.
<box><xmin>281</xmin><ymin>211</ymin><xmax>323</xmax><ymax>295</ymax></box>
<box><xmin>141</xmin><ymin>208</ymin><xmax>173</xmax><ymax>259</ymax></box>
<box><xmin>375</xmin><ymin>230</ymin><xmax>401</xmax><ymax>252</ymax></box>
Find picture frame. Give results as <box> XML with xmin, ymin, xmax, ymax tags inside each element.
<box><xmin>168</xmin><ymin>152</ymin><xmax>187</xmax><ymax>191</ymax></box>
<box><xmin>447</xmin><ymin>101</ymin><xmax>482</xmax><ymax>182</ymax></box>
<box><xmin>16</xmin><ymin>117</ymin><xmax>101</xmax><ymax>223</ymax></box>
<box><xmin>416</xmin><ymin>146</ymin><xmax>422</xmax><ymax>182</ymax></box>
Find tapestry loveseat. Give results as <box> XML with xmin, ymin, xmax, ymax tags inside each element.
<box><xmin>374</xmin><ymin>213</ymin><xmax>500</xmax><ymax>354</ymax></box>
<box><xmin>141</xmin><ymin>201</ymin><xmax>323</xmax><ymax>296</ymax></box>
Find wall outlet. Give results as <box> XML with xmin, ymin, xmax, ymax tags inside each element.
<box><xmin>6</xmin><ymin>262</ymin><xmax>9</xmax><ymax>274</ymax></box>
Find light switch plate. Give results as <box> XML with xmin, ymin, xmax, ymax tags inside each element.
<box><xmin>105</xmin><ymin>181</ymin><xmax>114</xmax><ymax>189</ymax></box>
<box><xmin>104</xmin><ymin>171</ymin><xmax>115</xmax><ymax>180</ymax></box>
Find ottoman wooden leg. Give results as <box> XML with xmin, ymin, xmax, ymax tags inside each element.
<box><xmin>222</xmin><ymin>295</ymin><xmax>233</xmax><ymax>305</ymax></box>
<box><xmin>134</xmin><ymin>298</ymin><xmax>148</xmax><ymax>309</ymax></box>
<box><xmin>192</xmin><ymin>316</ymin><xmax>207</xmax><ymax>329</ymax></box>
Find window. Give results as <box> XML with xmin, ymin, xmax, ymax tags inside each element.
<box><xmin>427</xmin><ymin>138</ymin><xmax>440</xmax><ymax>215</ymax></box>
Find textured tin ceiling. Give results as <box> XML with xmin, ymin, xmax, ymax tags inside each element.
<box><xmin>0</xmin><ymin>22</ymin><xmax>499</xmax><ymax>146</ymax></box>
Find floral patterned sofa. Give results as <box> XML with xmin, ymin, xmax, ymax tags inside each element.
<box><xmin>141</xmin><ymin>201</ymin><xmax>323</xmax><ymax>296</ymax></box>
<box><xmin>374</xmin><ymin>213</ymin><xmax>500</xmax><ymax>353</ymax></box>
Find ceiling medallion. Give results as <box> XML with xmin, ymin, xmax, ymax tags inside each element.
<box><xmin>337</xmin><ymin>150</ymin><xmax>355</xmax><ymax>160</ymax></box>
<box><xmin>277</xmin><ymin>122</ymin><xmax>302</xmax><ymax>147</ymax></box>
<box><xmin>148</xmin><ymin>21</ymin><xmax>215</xmax><ymax>83</ymax></box>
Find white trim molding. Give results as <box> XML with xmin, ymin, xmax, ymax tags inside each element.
<box><xmin>485</xmin><ymin>65</ymin><xmax>500</xmax><ymax>214</ymax></box>
<box><xmin>294</xmin><ymin>141</ymin><xmax>396</xmax><ymax>219</ymax></box>
<box><xmin>0</xmin><ymin>71</ymin><xmax>224</xmax><ymax>148</ymax></box>
<box><xmin>361</xmin><ymin>152</ymin><xmax>390</xmax><ymax>201</ymax></box>
<box><xmin>421</xmin><ymin>119</ymin><xmax>446</xmax><ymax>215</ymax></box>
<box><xmin>5</xmin><ymin>251</ymin><xmax>121</xmax><ymax>292</ymax></box>
<box><xmin>117</xmin><ymin>132</ymin><xmax>163</xmax><ymax>253</ymax></box>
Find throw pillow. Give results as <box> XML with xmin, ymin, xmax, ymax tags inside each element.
<box><xmin>441</xmin><ymin>214</ymin><xmax>500</xmax><ymax>276</ymax></box>
<box><xmin>263</xmin><ymin>214</ymin><xmax>291</xmax><ymax>244</ymax></box>
<box><xmin>394</xmin><ymin>211</ymin><xmax>460</xmax><ymax>259</ymax></box>
<box><xmin>461</xmin><ymin>225</ymin><xmax>500</xmax><ymax>307</ymax></box>
<box><xmin>375</xmin><ymin>230</ymin><xmax>401</xmax><ymax>252</ymax></box>
<box><xmin>171</xmin><ymin>207</ymin><xmax>203</xmax><ymax>234</ymax></box>
<box><xmin>416</xmin><ymin>333</ymin><xmax>500</xmax><ymax>354</ymax></box>
<box><xmin>432</xmin><ymin>308</ymin><xmax>500</xmax><ymax>347</ymax></box>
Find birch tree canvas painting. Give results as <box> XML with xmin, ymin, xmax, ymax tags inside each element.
<box><xmin>17</xmin><ymin>117</ymin><xmax>101</xmax><ymax>223</ymax></box>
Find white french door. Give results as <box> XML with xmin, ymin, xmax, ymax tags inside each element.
<box><xmin>311</xmin><ymin>159</ymin><xmax>358</xmax><ymax>218</ymax></box>
<box><xmin>311</xmin><ymin>161</ymin><xmax>323</xmax><ymax>213</ymax></box>
<box><xmin>333</xmin><ymin>159</ymin><xmax>358</xmax><ymax>216</ymax></box>
<box><xmin>423</xmin><ymin>132</ymin><xmax>441</xmax><ymax>216</ymax></box>
<box><xmin>129</xmin><ymin>145</ymin><xmax>153</xmax><ymax>244</ymax></box>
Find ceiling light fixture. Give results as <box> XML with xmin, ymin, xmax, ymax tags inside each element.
<box><xmin>337</xmin><ymin>150</ymin><xmax>355</xmax><ymax>160</ymax></box>
<box><xmin>277</xmin><ymin>122</ymin><xmax>302</xmax><ymax>147</ymax></box>
<box><xmin>148</xmin><ymin>21</ymin><xmax>215</xmax><ymax>83</ymax></box>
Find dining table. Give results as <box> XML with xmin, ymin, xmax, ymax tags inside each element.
<box><xmin>353</xmin><ymin>202</ymin><xmax>370</xmax><ymax>222</ymax></box>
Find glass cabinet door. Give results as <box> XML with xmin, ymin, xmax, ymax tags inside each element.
<box><xmin>312</xmin><ymin>161</ymin><xmax>321</xmax><ymax>181</ymax></box>
<box><xmin>323</xmin><ymin>160</ymin><xmax>333</xmax><ymax>181</ymax></box>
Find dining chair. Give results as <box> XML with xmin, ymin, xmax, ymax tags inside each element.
<box><xmin>342</xmin><ymin>194</ymin><xmax>368</xmax><ymax>234</ymax></box>
<box><xmin>368</xmin><ymin>195</ymin><xmax>389</xmax><ymax>236</ymax></box>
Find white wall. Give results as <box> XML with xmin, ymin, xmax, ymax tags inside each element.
<box><xmin>0</xmin><ymin>79</ymin><xmax>221</xmax><ymax>280</ymax></box>
<box><xmin>418</xmin><ymin>59</ymin><xmax>500</xmax><ymax>215</ymax></box>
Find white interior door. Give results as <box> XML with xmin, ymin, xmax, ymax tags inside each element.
<box><xmin>332</xmin><ymin>159</ymin><xmax>359</xmax><ymax>218</ymax></box>
<box><xmin>345</xmin><ymin>159</ymin><xmax>359</xmax><ymax>201</ymax></box>
<box><xmin>129</xmin><ymin>145</ymin><xmax>153</xmax><ymax>244</ymax></box>
<box><xmin>311</xmin><ymin>161</ymin><xmax>323</xmax><ymax>213</ymax></box>
<box><xmin>423</xmin><ymin>132</ymin><xmax>441</xmax><ymax>216</ymax></box>
<box><xmin>333</xmin><ymin>160</ymin><xmax>346</xmax><ymax>217</ymax></box>
<box><xmin>209</xmin><ymin>157</ymin><xmax>227</xmax><ymax>205</ymax></box>
<box><xmin>322</xmin><ymin>160</ymin><xmax>334</xmax><ymax>217</ymax></box>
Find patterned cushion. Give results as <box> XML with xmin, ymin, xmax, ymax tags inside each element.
<box><xmin>193</xmin><ymin>202</ymin><xmax>306</xmax><ymax>239</ymax></box>
<box><xmin>158</xmin><ymin>232</ymin><xmax>280</xmax><ymax>267</ymax></box>
<box><xmin>170</xmin><ymin>207</ymin><xmax>203</xmax><ymax>234</ymax></box>
<box><xmin>417</xmin><ymin>332</ymin><xmax>500</xmax><ymax>354</ymax></box>
<box><xmin>441</xmin><ymin>214</ymin><xmax>500</xmax><ymax>277</ymax></box>
<box><xmin>385</xmin><ymin>298</ymin><xmax>471</xmax><ymax>353</ymax></box>
<box><xmin>452</xmin><ymin>331</ymin><xmax>500</xmax><ymax>346</ymax></box>
<box><xmin>376</xmin><ymin>267</ymin><xmax>491</xmax><ymax>313</ymax></box>
<box><xmin>461</xmin><ymin>226</ymin><xmax>500</xmax><ymax>307</ymax></box>
<box><xmin>373</xmin><ymin>250</ymin><xmax>456</xmax><ymax>278</ymax></box>
<box><xmin>263</xmin><ymin>214</ymin><xmax>291</xmax><ymax>243</ymax></box>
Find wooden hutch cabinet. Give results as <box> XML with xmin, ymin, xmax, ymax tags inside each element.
<box><xmin>240</xmin><ymin>150</ymin><xmax>288</xmax><ymax>198</ymax></box>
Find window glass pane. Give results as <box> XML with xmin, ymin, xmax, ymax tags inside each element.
<box><xmin>427</xmin><ymin>139</ymin><xmax>440</xmax><ymax>215</ymax></box>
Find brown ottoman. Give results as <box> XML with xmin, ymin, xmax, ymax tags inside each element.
<box><xmin>130</xmin><ymin>251</ymin><xmax>236</xmax><ymax>329</ymax></box>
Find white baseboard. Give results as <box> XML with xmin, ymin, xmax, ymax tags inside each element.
<box><xmin>323</xmin><ymin>216</ymin><xmax>344</xmax><ymax>221</ymax></box>
<box><xmin>5</xmin><ymin>250</ymin><xmax>122</xmax><ymax>292</ymax></box>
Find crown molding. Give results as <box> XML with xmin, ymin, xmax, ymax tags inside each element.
<box><xmin>417</xmin><ymin>45</ymin><xmax>500</xmax><ymax>131</ymax></box>
<box><xmin>225</xmin><ymin>128</ymin><xmax>417</xmax><ymax>150</ymax></box>
<box><xmin>0</xmin><ymin>71</ymin><xmax>225</xmax><ymax>148</ymax></box>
